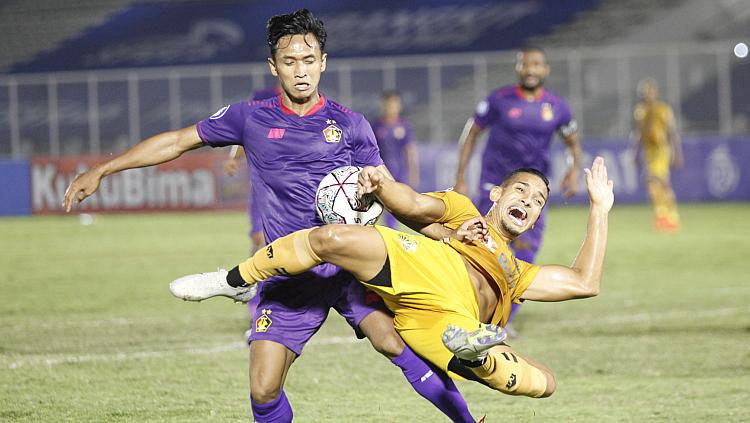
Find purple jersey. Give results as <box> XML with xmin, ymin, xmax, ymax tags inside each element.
<box><xmin>373</xmin><ymin>118</ymin><xmax>415</xmax><ymax>182</ymax></box>
<box><xmin>473</xmin><ymin>85</ymin><xmax>577</xmax><ymax>176</ymax></box>
<box><xmin>473</xmin><ymin>86</ymin><xmax>576</xmax><ymax>262</ymax></box>
<box><xmin>247</xmin><ymin>87</ymin><xmax>280</xmax><ymax>236</ymax></box>
<box><xmin>197</xmin><ymin>95</ymin><xmax>382</xmax><ymax>243</ymax></box>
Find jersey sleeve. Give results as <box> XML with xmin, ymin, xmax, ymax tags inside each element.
<box><xmin>472</xmin><ymin>93</ymin><xmax>499</xmax><ymax>129</ymax></box>
<box><xmin>196</xmin><ymin>102</ymin><xmax>247</xmax><ymax>148</ymax></box>
<box><xmin>352</xmin><ymin>115</ymin><xmax>384</xmax><ymax>167</ymax></box>
<box><xmin>423</xmin><ymin>191</ymin><xmax>481</xmax><ymax>229</ymax></box>
<box><xmin>510</xmin><ymin>258</ymin><xmax>541</xmax><ymax>304</ymax></box>
<box><xmin>556</xmin><ymin>97</ymin><xmax>578</xmax><ymax>138</ymax></box>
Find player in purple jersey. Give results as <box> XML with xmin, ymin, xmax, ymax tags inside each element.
<box><xmin>373</xmin><ymin>91</ymin><xmax>420</xmax><ymax>228</ymax></box>
<box><xmin>453</xmin><ymin>46</ymin><xmax>582</xmax><ymax>334</ymax></box>
<box><xmin>64</xmin><ymin>9</ymin><xmax>476</xmax><ymax>423</ymax></box>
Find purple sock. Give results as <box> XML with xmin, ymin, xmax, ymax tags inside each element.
<box><xmin>251</xmin><ymin>390</ymin><xmax>293</xmax><ymax>423</ymax></box>
<box><xmin>391</xmin><ymin>345</ymin><xmax>475</xmax><ymax>423</ymax></box>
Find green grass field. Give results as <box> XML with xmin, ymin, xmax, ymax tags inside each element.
<box><xmin>1</xmin><ymin>203</ymin><xmax>748</xmax><ymax>422</ymax></box>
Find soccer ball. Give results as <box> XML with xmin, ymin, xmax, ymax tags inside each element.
<box><xmin>316</xmin><ymin>166</ymin><xmax>384</xmax><ymax>225</ymax></box>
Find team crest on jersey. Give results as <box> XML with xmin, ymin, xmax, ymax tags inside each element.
<box><xmin>323</xmin><ymin>119</ymin><xmax>343</xmax><ymax>143</ymax></box>
<box><xmin>393</xmin><ymin>126</ymin><xmax>406</xmax><ymax>139</ymax></box>
<box><xmin>397</xmin><ymin>234</ymin><xmax>418</xmax><ymax>252</ymax></box>
<box><xmin>541</xmin><ymin>103</ymin><xmax>554</xmax><ymax>122</ymax></box>
<box><xmin>482</xmin><ymin>234</ymin><xmax>498</xmax><ymax>253</ymax></box>
<box><xmin>255</xmin><ymin>309</ymin><xmax>273</xmax><ymax>333</ymax></box>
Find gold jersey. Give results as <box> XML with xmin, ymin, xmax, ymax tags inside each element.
<box><xmin>425</xmin><ymin>191</ymin><xmax>540</xmax><ymax>327</ymax></box>
<box><xmin>634</xmin><ymin>101</ymin><xmax>674</xmax><ymax>150</ymax></box>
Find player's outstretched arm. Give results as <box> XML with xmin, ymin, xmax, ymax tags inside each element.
<box><xmin>358</xmin><ymin>166</ymin><xmax>445</xmax><ymax>224</ymax></box>
<box><xmin>521</xmin><ymin>157</ymin><xmax>614</xmax><ymax>302</ymax></box>
<box><xmin>63</xmin><ymin>125</ymin><xmax>204</xmax><ymax>211</ymax></box>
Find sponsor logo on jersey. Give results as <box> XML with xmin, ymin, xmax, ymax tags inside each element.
<box><xmin>267</xmin><ymin>128</ymin><xmax>285</xmax><ymax>139</ymax></box>
<box><xmin>209</xmin><ymin>105</ymin><xmax>230</xmax><ymax>120</ymax></box>
<box><xmin>323</xmin><ymin>119</ymin><xmax>343</xmax><ymax>143</ymax></box>
<box><xmin>255</xmin><ymin>309</ymin><xmax>273</xmax><ymax>333</ymax></box>
<box><xmin>397</xmin><ymin>234</ymin><xmax>418</xmax><ymax>252</ymax></box>
<box><xmin>508</xmin><ymin>107</ymin><xmax>522</xmax><ymax>119</ymax></box>
<box><xmin>541</xmin><ymin>103</ymin><xmax>554</xmax><ymax>121</ymax></box>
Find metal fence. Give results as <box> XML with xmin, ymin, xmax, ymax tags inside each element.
<box><xmin>0</xmin><ymin>40</ymin><xmax>747</xmax><ymax>157</ymax></box>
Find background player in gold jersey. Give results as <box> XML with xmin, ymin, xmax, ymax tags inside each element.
<box><xmin>172</xmin><ymin>157</ymin><xmax>613</xmax><ymax>399</ymax></box>
<box><xmin>633</xmin><ymin>78</ymin><xmax>684</xmax><ymax>232</ymax></box>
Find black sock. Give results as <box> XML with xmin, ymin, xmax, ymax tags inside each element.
<box><xmin>226</xmin><ymin>266</ymin><xmax>248</xmax><ymax>287</ymax></box>
<box><xmin>457</xmin><ymin>357</ymin><xmax>486</xmax><ymax>368</ymax></box>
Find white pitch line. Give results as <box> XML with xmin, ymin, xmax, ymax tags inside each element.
<box><xmin>3</xmin><ymin>335</ymin><xmax>362</xmax><ymax>369</ymax></box>
<box><xmin>3</xmin><ymin>307</ymin><xmax>746</xmax><ymax>370</ymax></box>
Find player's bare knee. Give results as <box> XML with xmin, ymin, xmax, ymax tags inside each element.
<box><xmin>371</xmin><ymin>330</ymin><xmax>404</xmax><ymax>358</ymax></box>
<box><xmin>250</xmin><ymin>376</ymin><xmax>283</xmax><ymax>404</ymax></box>
<box><xmin>309</xmin><ymin>225</ymin><xmax>349</xmax><ymax>259</ymax></box>
<box><xmin>360</xmin><ymin>312</ymin><xmax>404</xmax><ymax>358</ymax></box>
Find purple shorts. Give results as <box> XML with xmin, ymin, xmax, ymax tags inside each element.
<box><xmin>247</xmin><ymin>263</ymin><xmax>385</xmax><ymax>355</ymax></box>
<box><xmin>476</xmin><ymin>174</ymin><xmax>546</xmax><ymax>263</ymax></box>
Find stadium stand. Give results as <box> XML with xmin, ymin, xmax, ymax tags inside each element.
<box><xmin>0</xmin><ymin>0</ymin><xmax>200</xmax><ymax>72</ymax></box>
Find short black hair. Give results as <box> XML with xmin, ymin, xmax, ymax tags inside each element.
<box><xmin>382</xmin><ymin>90</ymin><xmax>401</xmax><ymax>100</ymax></box>
<box><xmin>502</xmin><ymin>167</ymin><xmax>550</xmax><ymax>196</ymax></box>
<box><xmin>266</xmin><ymin>9</ymin><xmax>327</xmax><ymax>57</ymax></box>
<box><xmin>519</xmin><ymin>45</ymin><xmax>546</xmax><ymax>57</ymax></box>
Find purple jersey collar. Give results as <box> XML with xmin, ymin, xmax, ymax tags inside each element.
<box><xmin>514</xmin><ymin>85</ymin><xmax>546</xmax><ymax>101</ymax></box>
<box><xmin>279</xmin><ymin>94</ymin><xmax>327</xmax><ymax>117</ymax></box>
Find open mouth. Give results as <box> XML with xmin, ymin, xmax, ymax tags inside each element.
<box><xmin>507</xmin><ymin>206</ymin><xmax>527</xmax><ymax>226</ymax></box>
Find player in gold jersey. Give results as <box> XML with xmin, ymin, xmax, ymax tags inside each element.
<box><xmin>172</xmin><ymin>157</ymin><xmax>613</xmax><ymax>399</ymax></box>
<box><xmin>633</xmin><ymin>79</ymin><xmax>683</xmax><ymax>232</ymax></box>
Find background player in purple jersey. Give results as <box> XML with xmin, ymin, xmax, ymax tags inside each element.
<box><xmin>453</xmin><ymin>46</ymin><xmax>582</xmax><ymax>335</ymax></box>
<box><xmin>64</xmin><ymin>9</ymin><xmax>476</xmax><ymax>423</ymax></box>
<box><xmin>373</xmin><ymin>91</ymin><xmax>420</xmax><ymax>229</ymax></box>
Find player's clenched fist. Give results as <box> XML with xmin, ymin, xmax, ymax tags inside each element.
<box><xmin>357</xmin><ymin>166</ymin><xmax>387</xmax><ymax>197</ymax></box>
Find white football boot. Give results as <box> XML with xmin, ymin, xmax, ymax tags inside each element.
<box><xmin>441</xmin><ymin>323</ymin><xmax>508</xmax><ymax>363</ymax></box>
<box><xmin>169</xmin><ymin>269</ymin><xmax>257</xmax><ymax>303</ymax></box>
